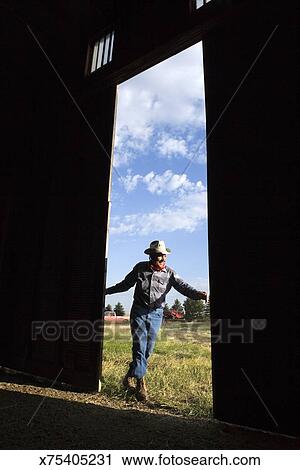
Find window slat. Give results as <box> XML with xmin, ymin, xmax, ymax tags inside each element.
<box><xmin>97</xmin><ymin>37</ymin><xmax>105</xmax><ymax>69</ymax></box>
<box><xmin>91</xmin><ymin>41</ymin><xmax>99</xmax><ymax>73</ymax></box>
<box><xmin>108</xmin><ymin>31</ymin><xmax>115</xmax><ymax>63</ymax></box>
<box><xmin>102</xmin><ymin>33</ymin><xmax>111</xmax><ymax>66</ymax></box>
<box><xmin>195</xmin><ymin>0</ymin><xmax>212</xmax><ymax>9</ymax></box>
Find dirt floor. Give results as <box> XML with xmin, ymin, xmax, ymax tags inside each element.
<box><xmin>0</xmin><ymin>370</ymin><xmax>299</xmax><ymax>450</ymax></box>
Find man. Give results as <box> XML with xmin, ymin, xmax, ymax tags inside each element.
<box><xmin>105</xmin><ymin>240</ymin><xmax>207</xmax><ymax>402</ymax></box>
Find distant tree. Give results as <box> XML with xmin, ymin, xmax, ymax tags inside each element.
<box><xmin>183</xmin><ymin>298</ymin><xmax>205</xmax><ymax>321</ymax></box>
<box><xmin>163</xmin><ymin>303</ymin><xmax>170</xmax><ymax>314</ymax></box>
<box><xmin>171</xmin><ymin>299</ymin><xmax>184</xmax><ymax>313</ymax></box>
<box><xmin>105</xmin><ymin>304</ymin><xmax>113</xmax><ymax>312</ymax></box>
<box><xmin>114</xmin><ymin>302</ymin><xmax>126</xmax><ymax>316</ymax></box>
<box><xmin>162</xmin><ymin>303</ymin><xmax>170</xmax><ymax>323</ymax></box>
<box><xmin>202</xmin><ymin>300</ymin><xmax>210</xmax><ymax>318</ymax></box>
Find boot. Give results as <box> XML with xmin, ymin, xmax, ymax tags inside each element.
<box><xmin>122</xmin><ymin>371</ymin><xmax>136</xmax><ymax>390</ymax></box>
<box><xmin>136</xmin><ymin>377</ymin><xmax>148</xmax><ymax>402</ymax></box>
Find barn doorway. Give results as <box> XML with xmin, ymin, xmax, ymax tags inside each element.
<box><xmin>102</xmin><ymin>42</ymin><xmax>212</xmax><ymax>417</ymax></box>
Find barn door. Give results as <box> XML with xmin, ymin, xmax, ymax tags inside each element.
<box><xmin>27</xmin><ymin>87</ymin><xmax>117</xmax><ymax>391</ymax></box>
<box><xmin>0</xmin><ymin>9</ymin><xmax>116</xmax><ymax>390</ymax></box>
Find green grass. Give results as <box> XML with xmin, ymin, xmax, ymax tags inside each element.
<box><xmin>101</xmin><ymin>320</ymin><xmax>213</xmax><ymax>418</ymax></box>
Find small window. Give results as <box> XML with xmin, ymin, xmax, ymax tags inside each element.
<box><xmin>90</xmin><ymin>30</ymin><xmax>115</xmax><ymax>74</ymax></box>
<box><xmin>195</xmin><ymin>0</ymin><xmax>212</xmax><ymax>9</ymax></box>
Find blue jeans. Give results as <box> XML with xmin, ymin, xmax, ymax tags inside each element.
<box><xmin>128</xmin><ymin>306</ymin><xmax>163</xmax><ymax>379</ymax></box>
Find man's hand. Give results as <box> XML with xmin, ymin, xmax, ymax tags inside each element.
<box><xmin>198</xmin><ymin>291</ymin><xmax>207</xmax><ymax>301</ymax></box>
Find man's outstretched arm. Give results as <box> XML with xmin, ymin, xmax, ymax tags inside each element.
<box><xmin>171</xmin><ymin>271</ymin><xmax>207</xmax><ymax>301</ymax></box>
<box><xmin>106</xmin><ymin>265</ymin><xmax>138</xmax><ymax>295</ymax></box>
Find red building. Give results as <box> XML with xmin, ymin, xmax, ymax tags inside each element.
<box><xmin>164</xmin><ymin>310</ymin><xmax>185</xmax><ymax>321</ymax></box>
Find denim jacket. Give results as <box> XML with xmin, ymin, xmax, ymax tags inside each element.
<box><xmin>106</xmin><ymin>261</ymin><xmax>202</xmax><ymax>309</ymax></box>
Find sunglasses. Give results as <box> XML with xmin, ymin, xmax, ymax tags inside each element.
<box><xmin>151</xmin><ymin>253</ymin><xmax>166</xmax><ymax>261</ymax></box>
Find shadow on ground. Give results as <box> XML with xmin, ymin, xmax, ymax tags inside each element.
<box><xmin>0</xmin><ymin>374</ymin><xmax>299</xmax><ymax>450</ymax></box>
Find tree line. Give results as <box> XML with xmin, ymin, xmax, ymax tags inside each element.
<box><xmin>105</xmin><ymin>298</ymin><xmax>210</xmax><ymax>321</ymax></box>
<box><xmin>105</xmin><ymin>303</ymin><xmax>126</xmax><ymax>316</ymax></box>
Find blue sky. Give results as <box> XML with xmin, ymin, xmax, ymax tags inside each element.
<box><xmin>105</xmin><ymin>42</ymin><xmax>209</xmax><ymax>313</ymax></box>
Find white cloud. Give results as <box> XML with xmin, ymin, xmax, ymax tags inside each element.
<box><xmin>121</xmin><ymin>170</ymin><xmax>206</xmax><ymax>196</ymax></box>
<box><xmin>114</xmin><ymin>43</ymin><xmax>206</xmax><ymax>166</ymax></box>
<box><xmin>146</xmin><ymin>171</ymin><xmax>191</xmax><ymax>195</ymax></box>
<box><xmin>157</xmin><ymin>134</ymin><xmax>188</xmax><ymax>158</ymax></box>
<box><xmin>111</xmin><ymin>173</ymin><xmax>207</xmax><ymax>236</ymax></box>
<box><xmin>113</xmin><ymin>124</ymin><xmax>154</xmax><ymax>167</ymax></box>
<box><xmin>122</xmin><ymin>172</ymin><xmax>143</xmax><ymax>192</ymax></box>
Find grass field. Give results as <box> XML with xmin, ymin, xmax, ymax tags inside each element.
<box><xmin>101</xmin><ymin>319</ymin><xmax>213</xmax><ymax>418</ymax></box>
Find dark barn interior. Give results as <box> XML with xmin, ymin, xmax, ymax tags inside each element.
<box><xmin>0</xmin><ymin>0</ymin><xmax>299</xmax><ymax>441</ymax></box>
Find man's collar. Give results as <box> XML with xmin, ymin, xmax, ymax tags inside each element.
<box><xmin>149</xmin><ymin>262</ymin><xmax>167</xmax><ymax>273</ymax></box>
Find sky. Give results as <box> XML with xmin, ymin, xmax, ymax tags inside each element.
<box><xmin>105</xmin><ymin>42</ymin><xmax>209</xmax><ymax>313</ymax></box>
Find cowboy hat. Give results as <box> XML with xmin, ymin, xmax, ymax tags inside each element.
<box><xmin>144</xmin><ymin>240</ymin><xmax>171</xmax><ymax>255</ymax></box>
